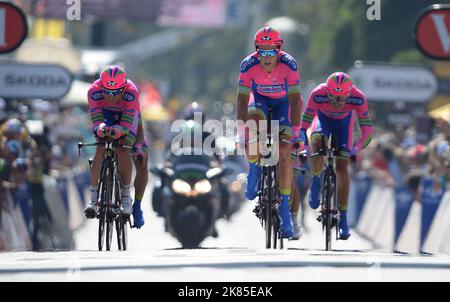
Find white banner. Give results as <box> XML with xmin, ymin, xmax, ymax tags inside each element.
<box><xmin>0</xmin><ymin>62</ymin><xmax>72</xmax><ymax>99</ymax></box>
<box><xmin>348</xmin><ymin>64</ymin><xmax>438</xmax><ymax>102</ymax></box>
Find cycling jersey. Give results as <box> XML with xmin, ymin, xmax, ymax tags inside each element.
<box><xmin>88</xmin><ymin>79</ymin><xmax>140</xmax><ymax>145</ymax></box>
<box><xmin>239</xmin><ymin>51</ymin><xmax>301</xmax><ymax>137</ymax></box>
<box><xmin>239</xmin><ymin>51</ymin><xmax>301</xmax><ymax>99</ymax></box>
<box><xmin>301</xmin><ymin>83</ymin><xmax>372</xmax><ymax>152</ymax></box>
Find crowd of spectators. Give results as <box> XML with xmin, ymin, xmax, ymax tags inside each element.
<box><xmin>0</xmin><ymin>99</ymin><xmax>91</xmax><ymax>250</ymax></box>
<box><xmin>358</xmin><ymin>117</ymin><xmax>450</xmax><ymax>200</ymax></box>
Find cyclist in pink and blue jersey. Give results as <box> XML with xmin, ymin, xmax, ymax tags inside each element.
<box><xmin>84</xmin><ymin>65</ymin><xmax>146</xmax><ymax>227</ymax></box>
<box><xmin>300</xmin><ymin>72</ymin><xmax>373</xmax><ymax>239</ymax></box>
<box><xmin>237</xmin><ymin>27</ymin><xmax>303</xmax><ymax>238</ymax></box>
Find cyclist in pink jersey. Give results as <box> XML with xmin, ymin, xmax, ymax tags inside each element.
<box><xmin>237</xmin><ymin>27</ymin><xmax>302</xmax><ymax>238</ymax></box>
<box><xmin>300</xmin><ymin>72</ymin><xmax>373</xmax><ymax>239</ymax></box>
<box><xmin>84</xmin><ymin>65</ymin><xmax>145</xmax><ymax>223</ymax></box>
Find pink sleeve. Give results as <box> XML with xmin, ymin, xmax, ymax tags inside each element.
<box><xmin>286</xmin><ymin>67</ymin><xmax>300</xmax><ymax>87</ymax></box>
<box><xmin>239</xmin><ymin>69</ymin><xmax>252</xmax><ymax>88</ymax></box>
<box><xmin>239</xmin><ymin>55</ymin><xmax>258</xmax><ymax>89</ymax></box>
<box><xmin>354</xmin><ymin>97</ymin><xmax>373</xmax><ymax>150</ymax></box>
<box><xmin>119</xmin><ymin>88</ymin><xmax>140</xmax><ymax>137</ymax></box>
<box><xmin>300</xmin><ymin>91</ymin><xmax>318</xmax><ymax>130</ymax></box>
<box><xmin>87</xmin><ymin>87</ymin><xmax>104</xmax><ymax>130</ymax></box>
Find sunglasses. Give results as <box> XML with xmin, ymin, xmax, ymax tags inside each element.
<box><xmin>328</xmin><ymin>93</ymin><xmax>350</xmax><ymax>103</ymax></box>
<box><xmin>257</xmin><ymin>48</ymin><xmax>279</xmax><ymax>57</ymax></box>
<box><xmin>102</xmin><ymin>87</ymin><xmax>124</xmax><ymax>96</ymax></box>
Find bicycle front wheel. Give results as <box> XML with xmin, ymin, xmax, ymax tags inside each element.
<box><xmin>106</xmin><ymin>218</ymin><xmax>114</xmax><ymax>251</ymax></box>
<box><xmin>323</xmin><ymin>168</ymin><xmax>333</xmax><ymax>251</ymax></box>
<box><xmin>264</xmin><ymin>168</ymin><xmax>273</xmax><ymax>249</ymax></box>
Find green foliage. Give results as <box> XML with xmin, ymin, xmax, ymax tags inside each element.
<box><xmin>70</xmin><ymin>0</ymin><xmax>439</xmax><ymax>117</ymax></box>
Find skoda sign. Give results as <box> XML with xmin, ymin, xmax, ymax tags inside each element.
<box><xmin>0</xmin><ymin>62</ymin><xmax>73</xmax><ymax>99</ymax></box>
<box><xmin>348</xmin><ymin>64</ymin><xmax>438</xmax><ymax>102</ymax></box>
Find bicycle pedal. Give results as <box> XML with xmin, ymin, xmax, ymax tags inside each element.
<box><xmin>252</xmin><ymin>205</ymin><xmax>259</xmax><ymax>214</ymax></box>
<box><xmin>84</xmin><ymin>209</ymin><xmax>96</xmax><ymax>219</ymax></box>
<box><xmin>316</xmin><ymin>215</ymin><xmax>322</xmax><ymax>222</ymax></box>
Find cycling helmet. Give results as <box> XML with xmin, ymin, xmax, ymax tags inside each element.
<box><xmin>5</xmin><ymin>118</ymin><xmax>23</xmax><ymax>135</ymax></box>
<box><xmin>326</xmin><ymin>72</ymin><xmax>353</xmax><ymax>97</ymax></box>
<box><xmin>254</xmin><ymin>27</ymin><xmax>283</xmax><ymax>49</ymax></box>
<box><xmin>100</xmin><ymin>65</ymin><xmax>127</xmax><ymax>89</ymax></box>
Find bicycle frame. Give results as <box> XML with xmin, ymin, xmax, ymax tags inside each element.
<box><xmin>254</xmin><ymin>108</ymin><xmax>284</xmax><ymax>249</ymax></box>
<box><xmin>78</xmin><ymin>139</ymin><xmax>133</xmax><ymax>251</ymax></box>
<box><xmin>313</xmin><ymin>133</ymin><xmax>340</xmax><ymax>251</ymax></box>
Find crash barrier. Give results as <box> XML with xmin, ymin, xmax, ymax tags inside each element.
<box><xmin>0</xmin><ymin>168</ymin><xmax>89</xmax><ymax>251</ymax></box>
<box><xmin>351</xmin><ymin>173</ymin><xmax>449</xmax><ymax>255</ymax></box>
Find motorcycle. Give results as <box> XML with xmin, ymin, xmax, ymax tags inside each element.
<box><xmin>151</xmin><ymin>148</ymin><xmax>231</xmax><ymax>248</ymax></box>
<box><xmin>219</xmin><ymin>147</ymin><xmax>247</xmax><ymax>220</ymax></box>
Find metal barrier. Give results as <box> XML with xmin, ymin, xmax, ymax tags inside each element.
<box><xmin>352</xmin><ymin>175</ymin><xmax>449</xmax><ymax>255</ymax></box>
<box><xmin>0</xmin><ymin>168</ymin><xmax>89</xmax><ymax>251</ymax></box>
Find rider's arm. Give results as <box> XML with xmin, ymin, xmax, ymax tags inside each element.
<box><xmin>299</xmin><ymin>92</ymin><xmax>319</xmax><ymax>146</ymax></box>
<box><xmin>288</xmin><ymin>93</ymin><xmax>302</xmax><ymax>129</ymax></box>
<box><xmin>283</xmin><ymin>54</ymin><xmax>302</xmax><ymax>130</ymax></box>
<box><xmin>119</xmin><ymin>88</ymin><xmax>140</xmax><ymax>146</ymax></box>
<box><xmin>354</xmin><ymin>97</ymin><xmax>373</xmax><ymax>151</ymax></box>
<box><xmin>136</xmin><ymin>113</ymin><xmax>145</xmax><ymax>145</ymax></box>
<box><xmin>237</xmin><ymin>92</ymin><xmax>250</xmax><ymax>123</ymax></box>
<box><xmin>87</xmin><ymin>88</ymin><xmax>105</xmax><ymax>134</ymax></box>
<box><xmin>237</xmin><ymin>57</ymin><xmax>253</xmax><ymax>123</ymax></box>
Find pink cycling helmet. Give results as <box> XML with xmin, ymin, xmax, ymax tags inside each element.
<box><xmin>326</xmin><ymin>72</ymin><xmax>353</xmax><ymax>96</ymax></box>
<box><xmin>100</xmin><ymin>65</ymin><xmax>127</xmax><ymax>90</ymax></box>
<box><xmin>254</xmin><ymin>27</ymin><xmax>283</xmax><ymax>49</ymax></box>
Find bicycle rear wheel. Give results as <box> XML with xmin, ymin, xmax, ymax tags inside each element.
<box><xmin>272</xmin><ymin>213</ymin><xmax>283</xmax><ymax>249</ymax></box>
<box><xmin>114</xmin><ymin>176</ymin><xmax>123</xmax><ymax>251</ymax></box>
<box><xmin>273</xmin><ymin>178</ymin><xmax>283</xmax><ymax>249</ymax></box>
<box><xmin>121</xmin><ymin>216</ymin><xmax>128</xmax><ymax>250</ymax></box>
<box><xmin>98</xmin><ymin>209</ymin><xmax>106</xmax><ymax>251</ymax></box>
<box><xmin>116</xmin><ymin>217</ymin><xmax>123</xmax><ymax>251</ymax></box>
<box><xmin>272</xmin><ymin>213</ymin><xmax>277</xmax><ymax>249</ymax></box>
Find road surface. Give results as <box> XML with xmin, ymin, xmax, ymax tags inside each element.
<box><xmin>0</xmin><ymin>178</ymin><xmax>449</xmax><ymax>282</ymax></box>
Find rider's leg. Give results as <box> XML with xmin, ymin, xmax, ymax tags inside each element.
<box><xmin>245</xmin><ymin>104</ymin><xmax>266</xmax><ymax>200</ymax></box>
<box><xmin>336</xmin><ymin>157</ymin><xmax>351</xmax><ymax>239</ymax></box>
<box><xmin>279</xmin><ymin>138</ymin><xmax>294</xmax><ymax>238</ymax></box>
<box><xmin>116</xmin><ymin>146</ymin><xmax>133</xmax><ymax>214</ymax></box>
<box><xmin>335</xmin><ymin>114</ymin><xmax>353</xmax><ymax>239</ymax></box>
<box><xmin>336</xmin><ymin>158</ymin><xmax>350</xmax><ymax>212</ymax></box>
<box><xmin>309</xmin><ymin>132</ymin><xmax>325</xmax><ymax>209</ymax></box>
<box><xmin>132</xmin><ymin>148</ymin><xmax>148</xmax><ymax>228</ymax></box>
<box><xmin>84</xmin><ymin>145</ymin><xmax>105</xmax><ymax>218</ymax></box>
<box><xmin>273</xmin><ymin>100</ymin><xmax>294</xmax><ymax>238</ymax></box>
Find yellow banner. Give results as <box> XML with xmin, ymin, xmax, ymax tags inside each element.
<box><xmin>33</xmin><ymin>19</ymin><xmax>65</xmax><ymax>39</ymax></box>
<box><xmin>433</xmin><ymin>62</ymin><xmax>450</xmax><ymax>79</ymax></box>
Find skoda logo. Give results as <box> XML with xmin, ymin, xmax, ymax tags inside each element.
<box><xmin>334</xmin><ymin>87</ymin><xmax>343</xmax><ymax>92</ymax></box>
<box><xmin>261</xmin><ymin>36</ymin><xmax>272</xmax><ymax>41</ymax></box>
<box><xmin>107</xmin><ymin>80</ymin><xmax>117</xmax><ymax>86</ymax></box>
